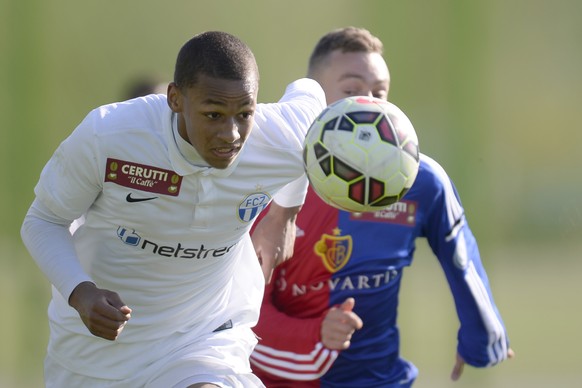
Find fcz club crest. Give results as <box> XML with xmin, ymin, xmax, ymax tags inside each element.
<box><xmin>238</xmin><ymin>191</ymin><xmax>271</xmax><ymax>222</ymax></box>
<box><xmin>313</xmin><ymin>229</ymin><xmax>353</xmax><ymax>273</ymax></box>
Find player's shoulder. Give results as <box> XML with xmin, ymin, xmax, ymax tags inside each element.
<box><xmin>251</xmin><ymin>79</ymin><xmax>325</xmax><ymax>149</ymax></box>
<box><xmin>281</xmin><ymin>78</ymin><xmax>326</xmax><ymax>102</ymax></box>
<box><xmin>419</xmin><ymin>153</ymin><xmax>448</xmax><ymax>177</ymax></box>
<box><xmin>256</xmin><ymin>78</ymin><xmax>325</xmax><ymax>114</ymax></box>
<box><xmin>85</xmin><ymin>94</ymin><xmax>169</xmax><ymax>137</ymax></box>
<box><xmin>413</xmin><ymin>153</ymin><xmax>454</xmax><ymax>191</ymax></box>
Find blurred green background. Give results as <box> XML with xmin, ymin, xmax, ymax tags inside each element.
<box><xmin>1</xmin><ymin>0</ymin><xmax>580</xmax><ymax>387</ymax></box>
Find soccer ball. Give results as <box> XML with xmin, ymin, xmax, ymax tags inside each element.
<box><xmin>303</xmin><ymin>96</ymin><xmax>420</xmax><ymax>212</ymax></box>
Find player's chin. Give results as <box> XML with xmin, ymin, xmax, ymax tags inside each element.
<box><xmin>208</xmin><ymin>149</ymin><xmax>239</xmax><ymax>169</ymax></box>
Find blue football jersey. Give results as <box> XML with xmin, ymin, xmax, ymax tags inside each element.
<box><xmin>251</xmin><ymin>154</ymin><xmax>510</xmax><ymax>387</ymax></box>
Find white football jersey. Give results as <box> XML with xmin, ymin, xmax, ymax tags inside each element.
<box><xmin>32</xmin><ymin>78</ymin><xmax>325</xmax><ymax>379</ymax></box>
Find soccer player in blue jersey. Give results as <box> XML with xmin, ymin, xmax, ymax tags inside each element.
<box><xmin>250</xmin><ymin>27</ymin><xmax>514</xmax><ymax>387</ymax></box>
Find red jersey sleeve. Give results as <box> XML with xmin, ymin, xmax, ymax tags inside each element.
<box><xmin>251</xmin><ymin>280</ymin><xmax>338</xmax><ymax>381</ymax></box>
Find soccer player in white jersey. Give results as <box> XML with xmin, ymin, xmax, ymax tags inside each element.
<box><xmin>21</xmin><ymin>31</ymin><xmax>326</xmax><ymax>388</ymax></box>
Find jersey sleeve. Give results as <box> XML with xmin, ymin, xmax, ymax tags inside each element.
<box><xmin>253</xmin><ymin>78</ymin><xmax>326</xmax><ymax>152</ymax></box>
<box><xmin>253</xmin><ymin>78</ymin><xmax>325</xmax><ymax>208</ymax></box>
<box><xmin>22</xmin><ymin>111</ymin><xmax>103</xmax><ymax>300</ymax></box>
<box><xmin>21</xmin><ymin>199</ymin><xmax>93</xmax><ymax>300</ymax></box>
<box><xmin>421</xmin><ymin>156</ymin><xmax>510</xmax><ymax>367</ymax></box>
<box><xmin>33</xmin><ymin>110</ymin><xmax>104</xmax><ymax>221</ymax></box>
<box><xmin>250</xmin><ymin>281</ymin><xmax>338</xmax><ymax>381</ymax></box>
<box><xmin>272</xmin><ymin>176</ymin><xmax>309</xmax><ymax>208</ymax></box>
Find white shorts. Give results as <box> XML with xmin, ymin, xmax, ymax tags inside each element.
<box><xmin>44</xmin><ymin>326</ymin><xmax>265</xmax><ymax>388</ymax></box>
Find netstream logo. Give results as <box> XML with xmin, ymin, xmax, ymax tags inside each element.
<box><xmin>117</xmin><ymin>227</ymin><xmax>236</xmax><ymax>259</ymax></box>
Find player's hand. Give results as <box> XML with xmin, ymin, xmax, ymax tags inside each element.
<box><xmin>450</xmin><ymin>348</ymin><xmax>515</xmax><ymax>381</ymax></box>
<box><xmin>252</xmin><ymin>203</ymin><xmax>301</xmax><ymax>282</ymax></box>
<box><xmin>450</xmin><ymin>352</ymin><xmax>466</xmax><ymax>381</ymax></box>
<box><xmin>321</xmin><ymin>297</ymin><xmax>363</xmax><ymax>350</ymax></box>
<box><xmin>68</xmin><ymin>281</ymin><xmax>132</xmax><ymax>341</ymax></box>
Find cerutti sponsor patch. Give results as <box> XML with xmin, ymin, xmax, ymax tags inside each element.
<box><xmin>105</xmin><ymin>158</ymin><xmax>183</xmax><ymax>196</ymax></box>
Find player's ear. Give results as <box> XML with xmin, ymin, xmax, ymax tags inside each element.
<box><xmin>166</xmin><ymin>82</ymin><xmax>182</xmax><ymax>112</ymax></box>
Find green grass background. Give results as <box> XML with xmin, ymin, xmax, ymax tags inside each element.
<box><xmin>1</xmin><ymin>0</ymin><xmax>581</xmax><ymax>387</ymax></box>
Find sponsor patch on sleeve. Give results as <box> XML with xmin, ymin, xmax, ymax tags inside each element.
<box><xmin>105</xmin><ymin>158</ymin><xmax>183</xmax><ymax>196</ymax></box>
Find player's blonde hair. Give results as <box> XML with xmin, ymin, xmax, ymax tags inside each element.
<box><xmin>308</xmin><ymin>27</ymin><xmax>384</xmax><ymax>77</ymax></box>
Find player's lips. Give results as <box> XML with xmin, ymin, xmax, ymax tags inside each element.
<box><xmin>212</xmin><ymin>144</ymin><xmax>240</xmax><ymax>159</ymax></box>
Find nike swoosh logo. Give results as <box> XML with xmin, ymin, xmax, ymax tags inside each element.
<box><xmin>126</xmin><ymin>193</ymin><xmax>158</xmax><ymax>203</ymax></box>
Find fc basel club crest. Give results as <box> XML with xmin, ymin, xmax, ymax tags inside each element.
<box><xmin>238</xmin><ymin>191</ymin><xmax>271</xmax><ymax>222</ymax></box>
<box><xmin>313</xmin><ymin>229</ymin><xmax>353</xmax><ymax>273</ymax></box>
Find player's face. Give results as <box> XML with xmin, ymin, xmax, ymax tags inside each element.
<box><xmin>316</xmin><ymin>50</ymin><xmax>390</xmax><ymax>105</ymax></box>
<box><xmin>167</xmin><ymin>74</ymin><xmax>258</xmax><ymax>169</ymax></box>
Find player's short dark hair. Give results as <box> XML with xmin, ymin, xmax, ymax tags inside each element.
<box><xmin>173</xmin><ymin>31</ymin><xmax>259</xmax><ymax>90</ymax></box>
<box><xmin>308</xmin><ymin>27</ymin><xmax>384</xmax><ymax>76</ymax></box>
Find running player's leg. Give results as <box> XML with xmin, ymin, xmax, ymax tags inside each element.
<box><xmin>149</xmin><ymin>326</ymin><xmax>264</xmax><ymax>388</ymax></box>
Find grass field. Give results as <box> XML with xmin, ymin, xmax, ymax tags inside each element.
<box><xmin>2</xmin><ymin>238</ymin><xmax>581</xmax><ymax>387</ymax></box>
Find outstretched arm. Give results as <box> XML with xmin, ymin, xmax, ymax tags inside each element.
<box><xmin>422</xmin><ymin>158</ymin><xmax>512</xmax><ymax>374</ymax></box>
<box><xmin>252</xmin><ymin>201</ymin><xmax>301</xmax><ymax>282</ymax></box>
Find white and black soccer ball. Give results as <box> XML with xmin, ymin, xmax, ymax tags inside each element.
<box><xmin>303</xmin><ymin>96</ymin><xmax>420</xmax><ymax>212</ymax></box>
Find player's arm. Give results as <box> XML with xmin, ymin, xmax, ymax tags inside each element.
<box><xmin>320</xmin><ymin>297</ymin><xmax>363</xmax><ymax>350</ymax></box>
<box><xmin>251</xmin><ymin>280</ymin><xmax>338</xmax><ymax>381</ymax></box>
<box><xmin>251</xmin><ymin>276</ymin><xmax>362</xmax><ymax>381</ymax></box>
<box><xmin>252</xmin><ymin>202</ymin><xmax>301</xmax><ymax>282</ymax></box>
<box><xmin>253</xmin><ymin>177</ymin><xmax>308</xmax><ymax>282</ymax></box>
<box><xmin>21</xmin><ymin>199</ymin><xmax>93</xmax><ymax>303</ymax></box>
<box><xmin>423</xmin><ymin>159</ymin><xmax>512</xmax><ymax>377</ymax></box>
<box><xmin>21</xmin><ymin>112</ymin><xmax>131</xmax><ymax>340</ymax></box>
<box><xmin>21</xmin><ymin>200</ymin><xmax>131</xmax><ymax>341</ymax></box>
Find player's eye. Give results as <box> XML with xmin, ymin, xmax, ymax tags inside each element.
<box><xmin>373</xmin><ymin>91</ymin><xmax>388</xmax><ymax>100</ymax></box>
<box><xmin>205</xmin><ymin>112</ymin><xmax>221</xmax><ymax>120</ymax></box>
<box><xmin>239</xmin><ymin>111</ymin><xmax>253</xmax><ymax>120</ymax></box>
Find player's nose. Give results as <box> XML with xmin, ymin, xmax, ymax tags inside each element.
<box><xmin>217</xmin><ymin>118</ymin><xmax>241</xmax><ymax>143</ymax></box>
